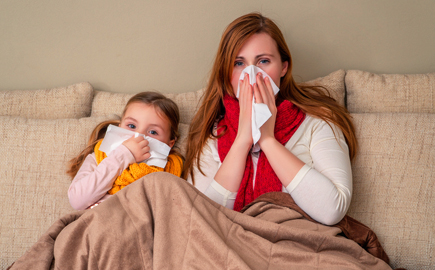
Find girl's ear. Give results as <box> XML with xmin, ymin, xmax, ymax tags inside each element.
<box><xmin>281</xmin><ymin>61</ymin><xmax>289</xmax><ymax>77</ymax></box>
<box><xmin>168</xmin><ymin>139</ymin><xmax>176</xmax><ymax>148</ymax></box>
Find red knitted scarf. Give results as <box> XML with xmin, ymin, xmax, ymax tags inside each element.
<box><xmin>217</xmin><ymin>94</ymin><xmax>306</xmax><ymax>211</ymax></box>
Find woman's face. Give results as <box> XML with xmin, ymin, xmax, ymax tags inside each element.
<box><xmin>231</xmin><ymin>32</ymin><xmax>288</xmax><ymax>96</ymax></box>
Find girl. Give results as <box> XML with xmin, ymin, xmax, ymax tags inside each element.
<box><xmin>67</xmin><ymin>91</ymin><xmax>183</xmax><ymax>210</ymax></box>
<box><xmin>183</xmin><ymin>13</ymin><xmax>356</xmax><ymax>225</ymax></box>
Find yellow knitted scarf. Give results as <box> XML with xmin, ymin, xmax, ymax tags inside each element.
<box><xmin>94</xmin><ymin>140</ymin><xmax>183</xmax><ymax>195</ymax></box>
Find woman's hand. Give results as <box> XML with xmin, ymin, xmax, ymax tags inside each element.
<box><xmin>253</xmin><ymin>73</ymin><xmax>277</xmax><ymax>146</ymax></box>
<box><xmin>235</xmin><ymin>73</ymin><xmax>254</xmax><ymax>148</ymax></box>
<box><xmin>122</xmin><ymin>136</ymin><xmax>151</xmax><ymax>163</ymax></box>
<box><xmin>213</xmin><ymin>74</ymin><xmax>254</xmax><ymax>192</ymax></box>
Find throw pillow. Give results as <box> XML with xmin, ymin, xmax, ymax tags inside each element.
<box><xmin>346</xmin><ymin>70</ymin><xmax>435</xmax><ymax>113</ymax></box>
<box><xmin>0</xmin><ymin>82</ymin><xmax>94</xmax><ymax>119</ymax></box>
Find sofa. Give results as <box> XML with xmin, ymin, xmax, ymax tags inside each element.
<box><xmin>1</xmin><ymin>69</ymin><xmax>433</xmax><ymax>270</ymax></box>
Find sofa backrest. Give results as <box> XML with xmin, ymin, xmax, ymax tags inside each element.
<box><xmin>345</xmin><ymin>70</ymin><xmax>435</xmax><ymax>269</ymax></box>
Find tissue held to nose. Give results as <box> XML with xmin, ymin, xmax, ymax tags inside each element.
<box><xmin>235</xmin><ymin>65</ymin><xmax>280</xmax><ymax>150</ymax></box>
<box><xmin>99</xmin><ymin>125</ymin><xmax>171</xmax><ymax>168</ymax></box>
<box><xmin>236</xmin><ymin>65</ymin><xmax>280</xmax><ymax>98</ymax></box>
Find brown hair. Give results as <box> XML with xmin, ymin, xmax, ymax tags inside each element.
<box><xmin>66</xmin><ymin>91</ymin><xmax>182</xmax><ymax>178</ymax></box>
<box><xmin>182</xmin><ymin>12</ymin><xmax>357</xmax><ymax>182</ymax></box>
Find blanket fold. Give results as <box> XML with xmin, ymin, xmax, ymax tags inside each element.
<box><xmin>9</xmin><ymin>173</ymin><xmax>397</xmax><ymax>270</ymax></box>
<box><xmin>241</xmin><ymin>191</ymin><xmax>389</xmax><ymax>264</ymax></box>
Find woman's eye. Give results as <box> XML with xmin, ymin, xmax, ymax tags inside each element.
<box><xmin>127</xmin><ymin>124</ymin><xmax>136</xmax><ymax>129</ymax></box>
<box><xmin>259</xmin><ymin>59</ymin><xmax>270</xmax><ymax>64</ymax></box>
<box><xmin>149</xmin><ymin>130</ymin><xmax>158</xmax><ymax>135</ymax></box>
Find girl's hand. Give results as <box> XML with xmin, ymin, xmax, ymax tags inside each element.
<box><xmin>122</xmin><ymin>136</ymin><xmax>151</xmax><ymax>163</ymax></box>
<box><xmin>254</xmin><ymin>73</ymin><xmax>277</xmax><ymax>146</ymax></box>
<box><xmin>235</xmin><ymin>73</ymin><xmax>254</xmax><ymax>148</ymax></box>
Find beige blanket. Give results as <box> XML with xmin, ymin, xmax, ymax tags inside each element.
<box><xmin>10</xmin><ymin>172</ymin><xmax>394</xmax><ymax>269</ymax></box>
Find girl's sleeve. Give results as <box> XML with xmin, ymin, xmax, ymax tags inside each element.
<box><xmin>286</xmin><ymin>120</ymin><xmax>353</xmax><ymax>225</ymax></box>
<box><xmin>68</xmin><ymin>145</ymin><xmax>135</xmax><ymax>210</ymax></box>
<box><xmin>187</xmin><ymin>140</ymin><xmax>237</xmax><ymax>208</ymax></box>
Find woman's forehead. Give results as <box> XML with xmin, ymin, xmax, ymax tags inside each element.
<box><xmin>236</xmin><ymin>33</ymin><xmax>279</xmax><ymax>56</ymax></box>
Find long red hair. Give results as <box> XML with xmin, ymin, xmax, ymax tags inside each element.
<box><xmin>182</xmin><ymin>12</ymin><xmax>357</xmax><ymax>182</ymax></box>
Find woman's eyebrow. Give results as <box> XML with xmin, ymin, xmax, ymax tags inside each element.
<box><xmin>235</xmin><ymin>53</ymin><xmax>275</xmax><ymax>60</ymax></box>
<box><xmin>255</xmin><ymin>53</ymin><xmax>274</xmax><ymax>59</ymax></box>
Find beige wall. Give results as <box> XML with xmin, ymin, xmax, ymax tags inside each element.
<box><xmin>1</xmin><ymin>0</ymin><xmax>434</xmax><ymax>94</ymax></box>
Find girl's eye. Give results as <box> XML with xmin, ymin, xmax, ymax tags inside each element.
<box><xmin>234</xmin><ymin>61</ymin><xmax>244</xmax><ymax>67</ymax></box>
<box><xmin>149</xmin><ymin>130</ymin><xmax>158</xmax><ymax>135</ymax></box>
<box><xmin>127</xmin><ymin>124</ymin><xmax>136</xmax><ymax>129</ymax></box>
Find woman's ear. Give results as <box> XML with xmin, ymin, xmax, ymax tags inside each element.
<box><xmin>168</xmin><ymin>139</ymin><xmax>176</xmax><ymax>148</ymax></box>
<box><xmin>281</xmin><ymin>61</ymin><xmax>289</xmax><ymax>77</ymax></box>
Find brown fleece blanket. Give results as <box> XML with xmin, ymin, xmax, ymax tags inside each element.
<box><xmin>10</xmin><ymin>172</ymin><xmax>394</xmax><ymax>270</ymax></box>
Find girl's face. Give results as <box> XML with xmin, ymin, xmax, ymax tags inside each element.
<box><xmin>231</xmin><ymin>32</ymin><xmax>288</xmax><ymax>96</ymax></box>
<box><xmin>120</xmin><ymin>102</ymin><xmax>175</xmax><ymax>147</ymax></box>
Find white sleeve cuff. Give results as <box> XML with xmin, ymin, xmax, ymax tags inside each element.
<box><xmin>203</xmin><ymin>180</ymin><xmax>237</xmax><ymax>209</ymax></box>
<box><xmin>286</xmin><ymin>164</ymin><xmax>311</xmax><ymax>193</ymax></box>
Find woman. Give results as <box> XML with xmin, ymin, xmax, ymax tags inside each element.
<box><xmin>183</xmin><ymin>12</ymin><xmax>357</xmax><ymax>225</ymax></box>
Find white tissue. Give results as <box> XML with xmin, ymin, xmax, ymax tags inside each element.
<box><xmin>236</xmin><ymin>65</ymin><xmax>280</xmax><ymax>152</ymax></box>
<box><xmin>98</xmin><ymin>124</ymin><xmax>171</xmax><ymax>168</ymax></box>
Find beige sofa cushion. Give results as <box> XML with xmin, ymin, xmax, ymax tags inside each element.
<box><xmin>91</xmin><ymin>89</ymin><xmax>205</xmax><ymax>125</ymax></box>
<box><xmin>0</xmin><ymin>82</ymin><xmax>94</xmax><ymax>119</ymax></box>
<box><xmin>299</xmin><ymin>69</ymin><xmax>346</xmax><ymax>107</ymax></box>
<box><xmin>348</xmin><ymin>113</ymin><xmax>435</xmax><ymax>269</ymax></box>
<box><xmin>0</xmin><ymin>115</ymin><xmax>116</xmax><ymax>266</ymax></box>
<box><xmin>346</xmin><ymin>70</ymin><xmax>435</xmax><ymax>113</ymax></box>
